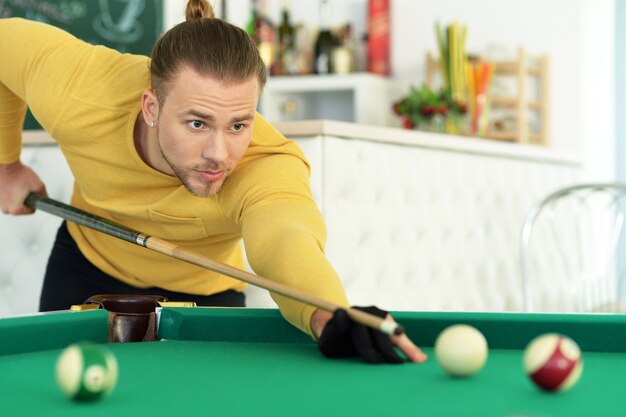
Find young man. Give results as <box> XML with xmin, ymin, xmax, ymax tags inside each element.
<box><xmin>0</xmin><ymin>0</ymin><xmax>426</xmax><ymax>364</ymax></box>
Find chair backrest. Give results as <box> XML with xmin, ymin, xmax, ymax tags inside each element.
<box><xmin>520</xmin><ymin>183</ymin><xmax>626</xmax><ymax>312</ymax></box>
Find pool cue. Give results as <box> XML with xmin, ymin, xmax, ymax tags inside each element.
<box><xmin>25</xmin><ymin>193</ymin><xmax>403</xmax><ymax>336</ymax></box>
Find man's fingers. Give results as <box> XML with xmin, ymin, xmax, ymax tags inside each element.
<box><xmin>392</xmin><ymin>332</ymin><xmax>428</xmax><ymax>363</ymax></box>
<box><xmin>318</xmin><ymin>306</ymin><xmax>429</xmax><ymax>365</ymax></box>
<box><xmin>371</xmin><ymin>330</ymin><xmax>404</xmax><ymax>364</ymax></box>
<box><xmin>382</xmin><ymin>314</ymin><xmax>428</xmax><ymax>363</ymax></box>
<box><xmin>1</xmin><ymin>201</ymin><xmax>34</xmax><ymax>215</ymax></box>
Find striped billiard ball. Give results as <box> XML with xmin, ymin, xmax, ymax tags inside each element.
<box><xmin>523</xmin><ymin>333</ymin><xmax>583</xmax><ymax>392</ymax></box>
<box><xmin>55</xmin><ymin>343</ymin><xmax>118</xmax><ymax>401</ymax></box>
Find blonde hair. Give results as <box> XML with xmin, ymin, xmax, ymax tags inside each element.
<box><xmin>150</xmin><ymin>0</ymin><xmax>266</xmax><ymax>104</ymax></box>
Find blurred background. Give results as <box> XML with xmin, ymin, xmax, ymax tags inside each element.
<box><xmin>2</xmin><ymin>0</ymin><xmax>625</xmax><ymax>316</ymax></box>
<box><xmin>163</xmin><ymin>0</ymin><xmax>620</xmax><ymax>183</ymax></box>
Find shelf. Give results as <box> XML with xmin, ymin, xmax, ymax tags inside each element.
<box><xmin>259</xmin><ymin>73</ymin><xmax>405</xmax><ymax>127</ymax></box>
<box><xmin>492</xmin><ymin>62</ymin><xmax>543</xmax><ymax>77</ymax></box>
<box><xmin>484</xmin><ymin>131</ymin><xmax>542</xmax><ymax>143</ymax></box>
<box><xmin>490</xmin><ymin>97</ymin><xmax>543</xmax><ymax>111</ymax></box>
<box><xmin>426</xmin><ymin>47</ymin><xmax>550</xmax><ymax>145</ymax></box>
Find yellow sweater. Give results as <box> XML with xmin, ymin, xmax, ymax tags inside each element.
<box><xmin>0</xmin><ymin>18</ymin><xmax>349</xmax><ymax>335</ymax></box>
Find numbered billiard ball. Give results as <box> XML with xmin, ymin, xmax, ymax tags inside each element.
<box><xmin>55</xmin><ymin>343</ymin><xmax>118</xmax><ymax>401</ymax></box>
<box><xmin>523</xmin><ymin>333</ymin><xmax>583</xmax><ymax>392</ymax></box>
<box><xmin>434</xmin><ymin>324</ymin><xmax>489</xmax><ymax>377</ymax></box>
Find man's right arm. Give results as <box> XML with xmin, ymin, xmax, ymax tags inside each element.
<box><xmin>0</xmin><ymin>79</ymin><xmax>26</xmax><ymax>165</ymax></box>
<box><xmin>1</xmin><ymin>19</ymin><xmax>45</xmax><ymax>213</ymax></box>
<box><xmin>0</xmin><ymin>19</ymin><xmax>32</xmax><ymax>213</ymax></box>
<box><xmin>0</xmin><ymin>18</ymin><xmax>90</xmax><ymax>214</ymax></box>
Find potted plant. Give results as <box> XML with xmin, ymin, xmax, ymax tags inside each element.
<box><xmin>393</xmin><ymin>83</ymin><xmax>467</xmax><ymax>133</ymax></box>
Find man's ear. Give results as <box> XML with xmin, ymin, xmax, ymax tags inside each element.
<box><xmin>141</xmin><ymin>89</ymin><xmax>160</xmax><ymax>127</ymax></box>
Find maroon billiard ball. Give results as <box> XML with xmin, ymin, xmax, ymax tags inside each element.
<box><xmin>523</xmin><ymin>333</ymin><xmax>583</xmax><ymax>392</ymax></box>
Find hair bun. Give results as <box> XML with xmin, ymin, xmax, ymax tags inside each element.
<box><xmin>185</xmin><ymin>0</ymin><xmax>214</xmax><ymax>20</ymax></box>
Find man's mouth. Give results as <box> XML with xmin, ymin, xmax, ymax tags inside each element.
<box><xmin>196</xmin><ymin>169</ymin><xmax>226</xmax><ymax>182</ymax></box>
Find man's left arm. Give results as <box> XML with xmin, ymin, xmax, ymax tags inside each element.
<box><xmin>237</xmin><ymin>159</ymin><xmax>348</xmax><ymax>336</ymax></box>
<box><xmin>229</xmin><ymin>154</ymin><xmax>426</xmax><ymax>363</ymax></box>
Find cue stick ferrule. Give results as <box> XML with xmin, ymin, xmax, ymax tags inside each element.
<box><xmin>136</xmin><ymin>234</ymin><xmax>149</xmax><ymax>247</ymax></box>
<box><xmin>379</xmin><ymin>321</ymin><xmax>399</xmax><ymax>335</ymax></box>
<box><xmin>347</xmin><ymin>308</ymin><xmax>404</xmax><ymax>336</ymax></box>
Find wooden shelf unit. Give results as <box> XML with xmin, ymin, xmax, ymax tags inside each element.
<box><xmin>426</xmin><ymin>47</ymin><xmax>550</xmax><ymax>145</ymax></box>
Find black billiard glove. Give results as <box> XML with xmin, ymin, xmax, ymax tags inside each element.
<box><xmin>317</xmin><ymin>306</ymin><xmax>404</xmax><ymax>364</ymax></box>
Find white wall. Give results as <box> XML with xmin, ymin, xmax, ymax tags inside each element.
<box><xmin>579</xmin><ymin>0</ymin><xmax>615</xmax><ymax>181</ymax></box>
<box><xmin>164</xmin><ymin>0</ymin><xmax>616</xmax><ymax>180</ymax></box>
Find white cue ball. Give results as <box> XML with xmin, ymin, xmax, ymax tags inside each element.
<box><xmin>434</xmin><ymin>324</ymin><xmax>489</xmax><ymax>377</ymax></box>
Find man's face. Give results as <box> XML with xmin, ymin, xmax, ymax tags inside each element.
<box><xmin>154</xmin><ymin>66</ymin><xmax>259</xmax><ymax>197</ymax></box>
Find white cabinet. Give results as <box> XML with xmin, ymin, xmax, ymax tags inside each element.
<box><xmin>276</xmin><ymin>120</ymin><xmax>582</xmax><ymax>312</ymax></box>
<box><xmin>259</xmin><ymin>73</ymin><xmax>404</xmax><ymax>127</ymax></box>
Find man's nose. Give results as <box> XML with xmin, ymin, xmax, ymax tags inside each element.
<box><xmin>202</xmin><ymin>132</ymin><xmax>228</xmax><ymax>162</ymax></box>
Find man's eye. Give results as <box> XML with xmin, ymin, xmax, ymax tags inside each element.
<box><xmin>189</xmin><ymin>120</ymin><xmax>204</xmax><ymax>129</ymax></box>
<box><xmin>232</xmin><ymin>123</ymin><xmax>244</xmax><ymax>132</ymax></box>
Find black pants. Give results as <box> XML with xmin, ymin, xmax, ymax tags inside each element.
<box><xmin>39</xmin><ymin>222</ymin><xmax>245</xmax><ymax>311</ymax></box>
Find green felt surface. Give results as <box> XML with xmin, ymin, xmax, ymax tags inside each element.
<box><xmin>1</xmin><ymin>308</ymin><xmax>625</xmax><ymax>416</ymax></box>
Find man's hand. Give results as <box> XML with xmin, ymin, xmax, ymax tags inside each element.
<box><xmin>312</xmin><ymin>307</ymin><xmax>428</xmax><ymax>364</ymax></box>
<box><xmin>0</xmin><ymin>161</ymin><xmax>47</xmax><ymax>214</ymax></box>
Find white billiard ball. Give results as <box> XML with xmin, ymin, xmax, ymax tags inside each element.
<box><xmin>434</xmin><ymin>324</ymin><xmax>488</xmax><ymax>377</ymax></box>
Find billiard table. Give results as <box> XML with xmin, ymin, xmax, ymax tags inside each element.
<box><xmin>1</xmin><ymin>307</ymin><xmax>625</xmax><ymax>416</ymax></box>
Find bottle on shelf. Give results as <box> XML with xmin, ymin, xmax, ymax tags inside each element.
<box><xmin>276</xmin><ymin>0</ymin><xmax>297</xmax><ymax>75</ymax></box>
<box><xmin>219</xmin><ymin>0</ymin><xmax>227</xmax><ymax>20</ymax></box>
<box><xmin>367</xmin><ymin>0</ymin><xmax>390</xmax><ymax>76</ymax></box>
<box><xmin>294</xmin><ymin>23</ymin><xmax>313</xmax><ymax>75</ymax></box>
<box><xmin>354</xmin><ymin>32</ymin><xmax>368</xmax><ymax>73</ymax></box>
<box><xmin>247</xmin><ymin>0</ymin><xmax>276</xmax><ymax>74</ymax></box>
<box><xmin>245</xmin><ymin>0</ymin><xmax>259</xmax><ymax>38</ymax></box>
<box><xmin>331</xmin><ymin>23</ymin><xmax>355</xmax><ymax>74</ymax></box>
<box><xmin>313</xmin><ymin>0</ymin><xmax>337</xmax><ymax>75</ymax></box>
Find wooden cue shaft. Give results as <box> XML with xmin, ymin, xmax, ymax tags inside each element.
<box><xmin>24</xmin><ymin>193</ymin><xmax>403</xmax><ymax>336</ymax></box>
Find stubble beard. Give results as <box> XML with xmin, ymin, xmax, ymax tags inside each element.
<box><xmin>159</xmin><ymin>134</ymin><xmax>230</xmax><ymax>198</ymax></box>
<box><xmin>171</xmin><ymin>161</ymin><xmax>229</xmax><ymax>197</ymax></box>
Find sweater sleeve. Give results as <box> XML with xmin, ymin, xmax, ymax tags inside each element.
<box><xmin>0</xmin><ymin>18</ymin><xmax>92</xmax><ymax>163</ymax></box>
<box><xmin>223</xmin><ymin>153</ymin><xmax>350</xmax><ymax>336</ymax></box>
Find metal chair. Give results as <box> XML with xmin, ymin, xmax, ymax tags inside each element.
<box><xmin>520</xmin><ymin>183</ymin><xmax>626</xmax><ymax>313</ymax></box>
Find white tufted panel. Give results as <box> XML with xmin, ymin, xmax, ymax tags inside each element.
<box><xmin>315</xmin><ymin>136</ymin><xmax>580</xmax><ymax>312</ymax></box>
<box><xmin>0</xmin><ymin>146</ymin><xmax>73</xmax><ymax>316</ymax></box>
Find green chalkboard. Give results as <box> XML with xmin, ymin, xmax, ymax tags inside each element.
<box><xmin>0</xmin><ymin>0</ymin><xmax>164</xmax><ymax>130</ymax></box>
